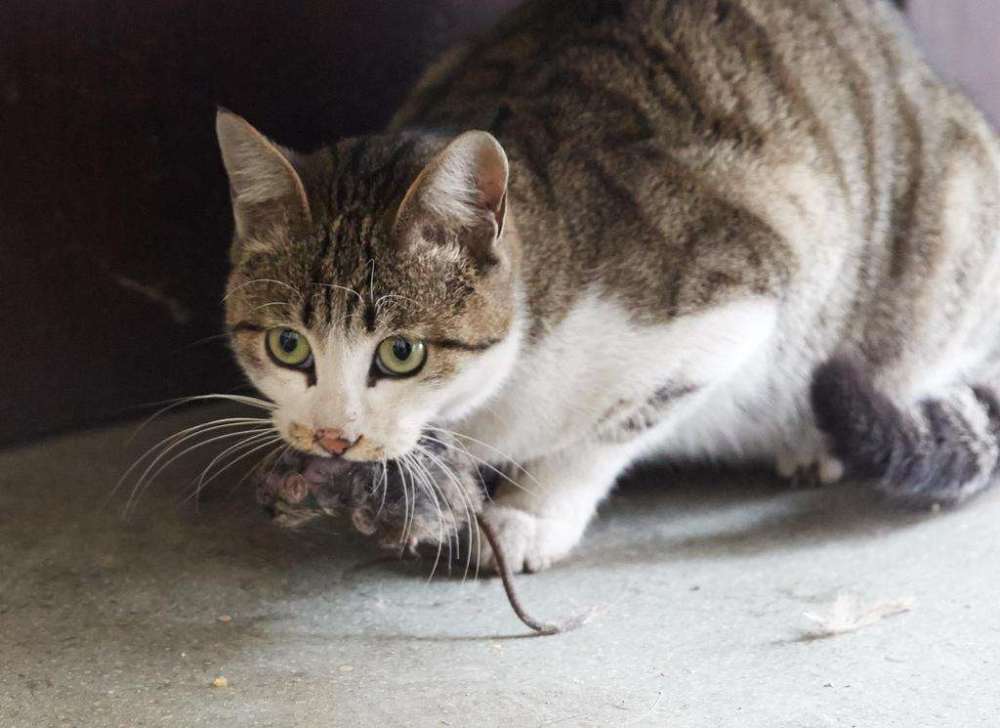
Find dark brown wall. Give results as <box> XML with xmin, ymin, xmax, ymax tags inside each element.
<box><xmin>0</xmin><ymin>0</ymin><xmax>516</xmax><ymax>446</ymax></box>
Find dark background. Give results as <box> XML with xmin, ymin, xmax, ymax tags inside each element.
<box><xmin>0</xmin><ymin>0</ymin><xmax>517</xmax><ymax>446</ymax></box>
<box><xmin>0</xmin><ymin>0</ymin><xmax>936</xmax><ymax>447</ymax></box>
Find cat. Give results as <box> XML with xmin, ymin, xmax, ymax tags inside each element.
<box><xmin>216</xmin><ymin>0</ymin><xmax>1000</xmax><ymax>574</ymax></box>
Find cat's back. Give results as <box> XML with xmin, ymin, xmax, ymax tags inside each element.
<box><xmin>392</xmin><ymin>0</ymin><xmax>917</xmax><ymax>149</ymax></box>
<box><xmin>394</xmin><ymin>0</ymin><xmax>1000</xmax><ymax>377</ymax></box>
<box><xmin>391</xmin><ymin>0</ymin><xmax>934</xmax><ymax>253</ymax></box>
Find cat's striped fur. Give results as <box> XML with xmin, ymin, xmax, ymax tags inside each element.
<box><xmin>219</xmin><ymin>0</ymin><xmax>1000</xmax><ymax>572</ymax></box>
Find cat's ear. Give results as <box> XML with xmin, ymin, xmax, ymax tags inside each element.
<box><xmin>394</xmin><ymin>131</ymin><xmax>509</xmax><ymax>254</ymax></box>
<box><xmin>215</xmin><ymin>109</ymin><xmax>311</xmax><ymax>240</ymax></box>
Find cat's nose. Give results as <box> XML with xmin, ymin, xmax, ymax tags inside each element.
<box><xmin>315</xmin><ymin>428</ymin><xmax>355</xmax><ymax>456</ymax></box>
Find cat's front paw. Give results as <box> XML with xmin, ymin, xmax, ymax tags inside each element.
<box><xmin>475</xmin><ymin>504</ymin><xmax>585</xmax><ymax>574</ymax></box>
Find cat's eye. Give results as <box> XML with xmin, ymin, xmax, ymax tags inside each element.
<box><xmin>375</xmin><ymin>336</ymin><xmax>427</xmax><ymax>377</ymax></box>
<box><xmin>266</xmin><ymin>328</ymin><xmax>313</xmax><ymax>369</ymax></box>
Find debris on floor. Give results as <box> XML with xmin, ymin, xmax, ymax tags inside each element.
<box><xmin>802</xmin><ymin>593</ymin><xmax>914</xmax><ymax>639</ymax></box>
<box><xmin>210</xmin><ymin>676</ymin><xmax>229</xmax><ymax>688</ymax></box>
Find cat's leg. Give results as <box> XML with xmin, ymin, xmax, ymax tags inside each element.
<box><xmin>476</xmin><ymin>440</ymin><xmax>641</xmax><ymax>574</ymax></box>
<box><xmin>811</xmin><ymin>358</ymin><xmax>1000</xmax><ymax>505</ymax></box>
<box><xmin>470</xmin><ymin>296</ymin><xmax>783</xmax><ymax>573</ymax></box>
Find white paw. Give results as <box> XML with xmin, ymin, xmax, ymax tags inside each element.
<box><xmin>776</xmin><ymin>442</ymin><xmax>845</xmax><ymax>486</ymax></box>
<box><xmin>475</xmin><ymin>504</ymin><xmax>585</xmax><ymax>574</ymax></box>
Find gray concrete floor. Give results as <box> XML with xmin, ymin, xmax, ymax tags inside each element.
<box><xmin>2</xmin><ymin>407</ymin><xmax>999</xmax><ymax>727</ymax></box>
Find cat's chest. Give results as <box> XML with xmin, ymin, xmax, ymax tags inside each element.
<box><xmin>453</xmin><ymin>291</ymin><xmax>781</xmax><ymax>463</ymax></box>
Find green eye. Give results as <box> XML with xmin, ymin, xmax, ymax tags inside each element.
<box><xmin>266</xmin><ymin>328</ymin><xmax>313</xmax><ymax>368</ymax></box>
<box><xmin>375</xmin><ymin>336</ymin><xmax>427</xmax><ymax>377</ymax></box>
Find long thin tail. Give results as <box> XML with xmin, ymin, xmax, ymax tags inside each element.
<box><xmin>810</xmin><ymin>358</ymin><xmax>1000</xmax><ymax>506</ymax></box>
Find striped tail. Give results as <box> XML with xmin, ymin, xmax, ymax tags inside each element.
<box><xmin>810</xmin><ymin>358</ymin><xmax>1000</xmax><ymax>506</ymax></box>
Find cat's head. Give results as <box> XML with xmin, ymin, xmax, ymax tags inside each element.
<box><xmin>216</xmin><ymin>111</ymin><xmax>521</xmax><ymax>462</ymax></box>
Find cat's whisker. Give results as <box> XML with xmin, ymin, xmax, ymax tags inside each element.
<box><xmin>374</xmin><ymin>459</ymin><xmax>389</xmax><ymax>519</ymax></box>
<box><xmin>223</xmin><ymin>278</ymin><xmax>302</xmax><ymax>302</ymax></box>
<box><xmin>402</xmin><ymin>452</ymin><xmax>447</xmax><ymax>580</ymax></box>
<box><xmin>374</xmin><ymin>292</ymin><xmax>428</xmax><ymax>314</ymax></box>
<box><xmin>400</xmin><ymin>456</ymin><xmax>425</xmax><ymax>557</ymax></box>
<box><xmin>312</xmin><ymin>281</ymin><xmax>364</xmax><ymax>303</ymax></box>
<box><xmin>191</xmin><ymin>429</ymin><xmax>283</xmax><ymax>496</ymax></box>
<box><xmin>367</xmin><ymin>259</ymin><xmax>377</xmax><ymax>306</ymax></box>
<box><xmin>121</xmin><ymin>416</ymin><xmax>272</xmax><ymax>477</ymax></box>
<box><xmin>410</xmin><ymin>445</ymin><xmax>459</xmax><ymax>559</ymax></box>
<box><xmin>176</xmin><ymin>394</ymin><xmax>277</xmax><ymax>411</ymax></box>
<box><xmin>424</xmin><ymin>427</ymin><xmax>542</xmax><ymax>493</ymax></box>
<box><xmin>402</xmin><ymin>457</ymin><xmax>423</xmax><ymax>555</ymax></box>
<box><xmin>421</xmin><ymin>432</ymin><xmax>536</xmax><ymax>499</ymax></box>
<box><xmin>401</xmin><ymin>458</ymin><xmax>420</xmax><ymax>551</ymax></box>
<box><xmin>414</xmin><ymin>443</ymin><xmax>479</xmax><ymax>582</ymax></box>
<box><xmin>174</xmin><ymin>332</ymin><xmax>233</xmax><ymax>353</ymax></box>
<box><xmin>184</xmin><ymin>433</ymin><xmax>285</xmax><ymax>507</ymax></box>
<box><xmin>125</xmin><ymin>425</ymin><xmax>276</xmax><ymax>515</ymax></box>
<box><xmin>114</xmin><ymin>417</ymin><xmax>274</xmax><ymax>503</ymax></box>
<box><xmin>124</xmin><ymin>426</ymin><xmax>275</xmax><ymax>517</ymax></box>
<box><xmin>392</xmin><ymin>459</ymin><xmax>414</xmax><ymax>550</ymax></box>
<box><xmin>373</xmin><ymin>298</ymin><xmax>402</xmax><ymax>318</ymax></box>
<box><xmin>413</xmin><ymin>450</ymin><xmax>456</xmax><ymax>577</ymax></box>
<box><xmin>186</xmin><ymin>434</ymin><xmax>277</xmax><ymax>509</ymax></box>
<box><xmin>228</xmin><ymin>442</ymin><xmax>290</xmax><ymax>500</ymax></box>
<box><xmin>250</xmin><ymin>301</ymin><xmax>295</xmax><ymax>314</ymax></box>
<box><xmin>421</xmin><ymin>456</ymin><xmax>461</xmax><ymax>571</ymax></box>
<box><xmin>125</xmin><ymin>394</ymin><xmax>275</xmax><ymax>446</ymax></box>
<box><xmin>414</xmin><ymin>450</ymin><xmax>458</xmax><ymax>576</ymax></box>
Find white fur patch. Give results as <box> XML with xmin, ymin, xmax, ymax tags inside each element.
<box><xmin>457</xmin><ymin>290</ymin><xmax>780</xmax><ymax>464</ymax></box>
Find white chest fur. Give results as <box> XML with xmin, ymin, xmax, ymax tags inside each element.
<box><xmin>453</xmin><ymin>290</ymin><xmax>786</xmax><ymax>466</ymax></box>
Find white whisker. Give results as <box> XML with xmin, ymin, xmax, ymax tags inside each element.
<box><xmin>250</xmin><ymin>301</ymin><xmax>294</xmax><ymax>313</ymax></box>
<box><xmin>374</xmin><ymin>292</ymin><xmax>428</xmax><ymax>315</ymax></box>
<box><xmin>229</xmin><ymin>443</ymin><xmax>291</xmax><ymax>499</ymax></box>
<box><xmin>124</xmin><ymin>426</ymin><xmax>274</xmax><ymax>517</ymax></box>
<box><xmin>183</xmin><ymin>433</ymin><xmax>285</xmax><ymax>506</ymax></box>
<box><xmin>425</xmin><ymin>427</ymin><xmax>541</xmax><ymax>492</ymax></box>
<box><xmin>125</xmin><ymin>395</ymin><xmax>275</xmax><ymax>446</ymax></box>
<box><xmin>404</xmin><ymin>451</ymin><xmax>448</xmax><ymax>580</ymax></box>
<box><xmin>403</xmin><ymin>453</ymin><xmax>444</xmax><ymax>581</ymax></box>
<box><xmin>421</xmin><ymin>433</ymin><xmax>535</xmax><ymax>500</ymax></box>
<box><xmin>393</xmin><ymin>459</ymin><xmax>414</xmax><ymax>549</ymax></box>
<box><xmin>193</xmin><ymin>430</ymin><xmax>282</xmax><ymax>494</ymax></box>
<box><xmin>374</xmin><ymin>459</ymin><xmax>389</xmax><ymax>518</ymax></box>
<box><xmin>312</xmin><ymin>281</ymin><xmax>364</xmax><ymax>303</ymax></box>
<box><xmin>414</xmin><ymin>443</ymin><xmax>479</xmax><ymax>581</ymax></box>
<box><xmin>114</xmin><ymin>417</ymin><xmax>273</xmax><ymax>504</ymax></box>
<box><xmin>411</xmin><ymin>448</ymin><xmax>461</xmax><ymax>567</ymax></box>
<box><xmin>224</xmin><ymin>278</ymin><xmax>303</xmax><ymax>302</ymax></box>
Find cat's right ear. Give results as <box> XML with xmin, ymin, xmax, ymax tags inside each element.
<box><xmin>394</xmin><ymin>131</ymin><xmax>509</xmax><ymax>263</ymax></box>
<box><xmin>215</xmin><ymin>109</ymin><xmax>311</xmax><ymax>241</ymax></box>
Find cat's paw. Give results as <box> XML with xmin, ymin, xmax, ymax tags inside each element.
<box><xmin>475</xmin><ymin>504</ymin><xmax>585</xmax><ymax>574</ymax></box>
<box><xmin>776</xmin><ymin>444</ymin><xmax>845</xmax><ymax>487</ymax></box>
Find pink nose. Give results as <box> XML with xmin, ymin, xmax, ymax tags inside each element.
<box><xmin>315</xmin><ymin>428</ymin><xmax>355</xmax><ymax>456</ymax></box>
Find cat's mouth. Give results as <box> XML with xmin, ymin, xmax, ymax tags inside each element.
<box><xmin>257</xmin><ymin>436</ymin><xmax>486</xmax><ymax>549</ymax></box>
<box><xmin>255</xmin><ymin>433</ymin><xmax>486</xmax><ymax>548</ymax></box>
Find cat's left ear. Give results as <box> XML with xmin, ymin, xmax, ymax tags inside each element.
<box><xmin>215</xmin><ymin>109</ymin><xmax>312</xmax><ymax>241</ymax></box>
<box><xmin>394</xmin><ymin>131</ymin><xmax>509</xmax><ymax>256</ymax></box>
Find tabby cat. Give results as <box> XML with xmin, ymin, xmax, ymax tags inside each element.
<box><xmin>216</xmin><ymin>0</ymin><xmax>1000</xmax><ymax>573</ymax></box>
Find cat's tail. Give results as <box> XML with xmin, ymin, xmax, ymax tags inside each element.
<box><xmin>810</xmin><ymin>358</ymin><xmax>1000</xmax><ymax>506</ymax></box>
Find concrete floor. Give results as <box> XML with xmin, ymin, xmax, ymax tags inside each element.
<box><xmin>2</xmin><ymin>407</ymin><xmax>999</xmax><ymax>727</ymax></box>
